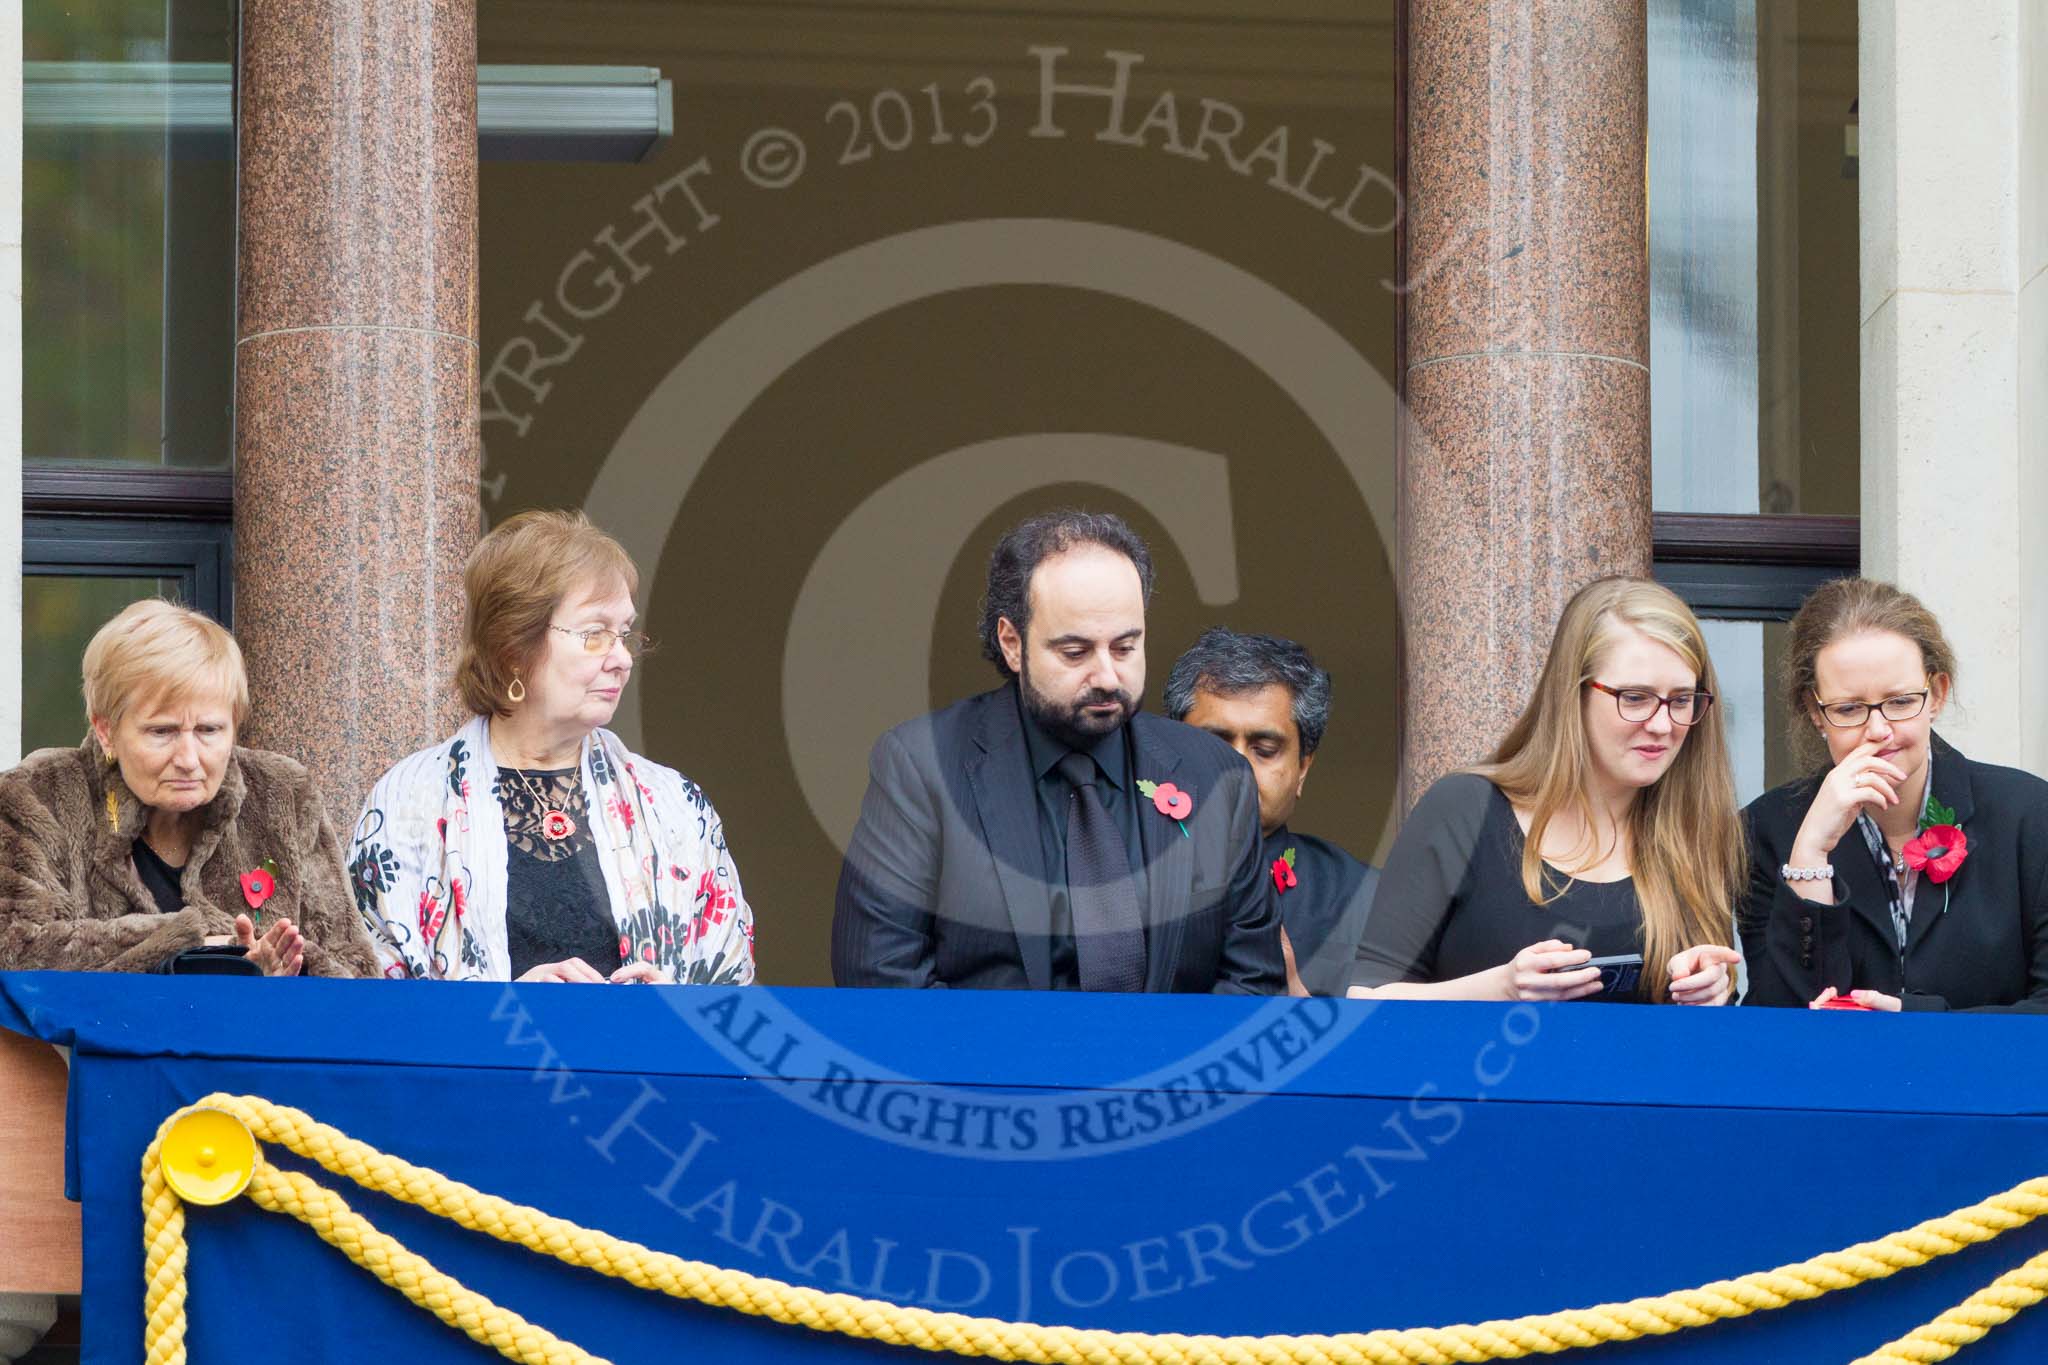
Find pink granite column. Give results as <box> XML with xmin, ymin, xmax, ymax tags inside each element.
<box><xmin>1401</xmin><ymin>0</ymin><xmax>1651</xmax><ymax>804</ymax></box>
<box><xmin>233</xmin><ymin>0</ymin><xmax>479</xmax><ymax>828</ymax></box>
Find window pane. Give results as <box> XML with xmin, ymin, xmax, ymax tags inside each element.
<box><xmin>24</xmin><ymin>1</ymin><xmax>235</xmax><ymax>468</ymax></box>
<box><xmin>1703</xmin><ymin>618</ymin><xmax>1804</xmax><ymax>808</ymax></box>
<box><xmin>1649</xmin><ymin>0</ymin><xmax>1859</xmax><ymax>515</ymax></box>
<box><xmin>23</xmin><ymin>575</ymin><xmax>173</xmax><ymax>755</ymax></box>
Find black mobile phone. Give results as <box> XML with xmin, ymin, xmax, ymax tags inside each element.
<box><xmin>1548</xmin><ymin>952</ymin><xmax>1645</xmax><ymax>999</ymax></box>
<box><xmin>1576</xmin><ymin>953</ymin><xmax>1644</xmax><ymax>999</ymax></box>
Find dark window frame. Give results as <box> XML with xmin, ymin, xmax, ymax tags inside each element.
<box><xmin>1652</xmin><ymin>511</ymin><xmax>1858</xmax><ymax>621</ymax></box>
<box><xmin>24</xmin><ymin>467</ymin><xmax>234</xmax><ymax>625</ymax></box>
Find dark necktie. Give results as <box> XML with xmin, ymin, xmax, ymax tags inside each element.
<box><xmin>1058</xmin><ymin>751</ymin><xmax>1147</xmax><ymax>992</ymax></box>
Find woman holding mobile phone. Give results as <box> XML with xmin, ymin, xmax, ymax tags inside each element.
<box><xmin>1348</xmin><ymin>577</ymin><xmax>1743</xmax><ymax>1004</ymax></box>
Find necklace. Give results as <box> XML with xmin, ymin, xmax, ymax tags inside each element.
<box><xmin>509</xmin><ymin>768</ymin><xmax>577</xmax><ymax>842</ymax></box>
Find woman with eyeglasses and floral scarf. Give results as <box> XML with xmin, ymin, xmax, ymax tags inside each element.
<box><xmin>348</xmin><ymin>510</ymin><xmax>754</xmax><ymax>985</ymax></box>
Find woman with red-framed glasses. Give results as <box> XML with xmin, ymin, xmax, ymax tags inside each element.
<box><xmin>1349</xmin><ymin>577</ymin><xmax>1743</xmax><ymax>1006</ymax></box>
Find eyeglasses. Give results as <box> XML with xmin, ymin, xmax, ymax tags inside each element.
<box><xmin>550</xmin><ymin>625</ymin><xmax>656</xmax><ymax>658</ymax></box>
<box><xmin>1585</xmin><ymin>681</ymin><xmax>1714</xmax><ymax>727</ymax></box>
<box><xmin>1812</xmin><ymin>689</ymin><xmax>1929</xmax><ymax>728</ymax></box>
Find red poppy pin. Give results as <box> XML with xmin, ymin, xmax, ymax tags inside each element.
<box><xmin>1272</xmin><ymin>846</ymin><xmax>1298</xmax><ymax>895</ymax></box>
<box><xmin>1902</xmin><ymin>820</ymin><xmax>1968</xmax><ymax>884</ymax></box>
<box><xmin>1136</xmin><ymin>779</ymin><xmax>1193</xmax><ymax>837</ymax></box>
<box><xmin>540</xmin><ymin>810</ymin><xmax>577</xmax><ymax>841</ymax></box>
<box><xmin>240</xmin><ymin>858</ymin><xmax>279</xmax><ymax>915</ymax></box>
<box><xmin>1903</xmin><ymin>795</ymin><xmax>1968</xmax><ymax>917</ymax></box>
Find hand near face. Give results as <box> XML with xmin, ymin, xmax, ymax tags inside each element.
<box><xmin>1795</xmin><ymin>738</ymin><xmax>1910</xmax><ymax>857</ymax></box>
<box><xmin>1665</xmin><ymin>944</ymin><xmax>1741</xmax><ymax>1005</ymax></box>
<box><xmin>1796</xmin><ymin>630</ymin><xmax>1947</xmax><ymax>864</ymax></box>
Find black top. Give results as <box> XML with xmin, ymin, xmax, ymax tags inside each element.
<box><xmin>1017</xmin><ymin>692</ymin><xmax>1149</xmax><ymax>989</ymax></box>
<box><xmin>496</xmin><ymin>767</ymin><xmax>622</xmax><ymax>981</ymax></box>
<box><xmin>1262</xmin><ymin>826</ymin><xmax>1378</xmax><ymax>997</ymax></box>
<box><xmin>1741</xmin><ymin>733</ymin><xmax>2048</xmax><ymax>1013</ymax></box>
<box><xmin>1351</xmin><ymin>774</ymin><xmax>1646</xmax><ymax>1001</ymax></box>
<box><xmin>132</xmin><ymin>838</ymin><xmax>185</xmax><ymax>915</ymax></box>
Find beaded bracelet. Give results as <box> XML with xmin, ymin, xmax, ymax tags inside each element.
<box><xmin>1780</xmin><ymin>863</ymin><xmax>1834</xmax><ymax>882</ymax></box>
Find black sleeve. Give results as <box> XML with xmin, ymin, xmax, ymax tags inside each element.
<box><xmin>1210</xmin><ymin>761</ymin><xmax>1285</xmax><ymax>996</ymax></box>
<box><xmin>832</xmin><ymin>728</ymin><xmax>945</xmax><ymax>988</ymax></box>
<box><xmin>1350</xmin><ymin>774</ymin><xmax>1492</xmax><ymax>989</ymax></box>
<box><xmin>1738</xmin><ymin>794</ymin><xmax>1854</xmax><ymax>1008</ymax></box>
<box><xmin>1946</xmin><ymin>795</ymin><xmax>2048</xmax><ymax>1015</ymax></box>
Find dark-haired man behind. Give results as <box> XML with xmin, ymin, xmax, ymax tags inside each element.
<box><xmin>832</xmin><ymin>511</ymin><xmax>1283</xmax><ymax>993</ymax></box>
<box><xmin>1165</xmin><ymin>628</ymin><xmax>1378</xmax><ymax>996</ymax></box>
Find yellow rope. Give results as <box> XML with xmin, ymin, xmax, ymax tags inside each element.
<box><xmin>140</xmin><ymin>1093</ymin><xmax>2048</xmax><ymax>1365</ymax></box>
<box><xmin>1852</xmin><ymin>1246</ymin><xmax>2048</xmax><ymax>1365</ymax></box>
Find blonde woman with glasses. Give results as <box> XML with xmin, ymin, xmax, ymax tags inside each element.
<box><xmin>349</xmin><ymin>510</ymin><xmax>754</xmax><ymax>985</ymax></box>
<box><xmin>1741</xmin><ymin>578</ymin><xmax>2048</xmax><ymax>1013</ymax></box>
<box><xmin>1349</xmin><ymin>577</ymin><xmax>1743</xmax><ymax>1005</ymax></box>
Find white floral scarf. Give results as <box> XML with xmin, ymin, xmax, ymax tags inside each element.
<box><xmin>348</xmin><ymin>715</ymin><xmax>754</xmax><ymax>984</ymax></box>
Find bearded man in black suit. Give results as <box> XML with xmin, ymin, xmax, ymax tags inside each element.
<box><xmin>832</xmin><ymin>511</ymin><xmax>1283</xmax><ymax>993</ymax></box>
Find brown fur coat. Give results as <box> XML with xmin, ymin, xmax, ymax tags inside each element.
<box><xmin>0</xmin><ymin>739</ymin><xmax>377</xmax><ymax>976</ymax></box>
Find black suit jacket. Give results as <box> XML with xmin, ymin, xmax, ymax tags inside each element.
<box><xmin>1741</xmin><ymin>734</ymin><xmax>2048</xmax><ymax>1013</ymax></box>
<box><xmin>832</xmin><ymin>683</ymin><xmax>1285</xmax><ymax>992</ymax></box>
<box><xmin>1264</xmin><ymin>827</ymin><xmax>1379</xmax><ymax>997</ymax></box>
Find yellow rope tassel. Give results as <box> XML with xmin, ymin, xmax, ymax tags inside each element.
<box><xmin>141</xmin><ymin>1094</ymin><xmax>2048</xmax><ymax>1364</ymax></box>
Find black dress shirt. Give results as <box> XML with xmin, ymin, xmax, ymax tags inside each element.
<box><xmin>1017</xmin><ymin>692</ymin><xmax>1149</xmax><ymax>989</ymax></box>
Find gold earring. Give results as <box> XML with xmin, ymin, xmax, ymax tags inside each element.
<box><xmin>507</xmin><ymin>676</ymin><xmax>526</xmax><ymax>704</ymax></box>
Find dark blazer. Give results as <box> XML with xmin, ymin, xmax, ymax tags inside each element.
<box><xmin>1264</xmin><ymin>827</ymin><xmax>1378</xmax><ymax>997</ymax></box>
<box><xmin>1741</xmin><ymin>734</ymin><xmax>2048</xmax><ymax>1013</ymax></box>
<box><xmin>832</xmin><ymin>683</ymin><xmax>1284</xmax><ymax>992</ymax></box>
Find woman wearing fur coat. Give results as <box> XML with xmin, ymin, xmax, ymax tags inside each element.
<box><xmin>0</xmin><ymin>599</ymin><xmax>374</xmax><ymax>976</ymax></box>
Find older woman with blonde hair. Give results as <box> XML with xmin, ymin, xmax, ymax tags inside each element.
<box><xmin>1349</xmin><ymin>577</ymin><xmax>1744</xmax><ymax>1004</ymax></box>
<box><xmin>350</xmin><ymin>509</ymin><xmax>755</xmax><ymax>984</ymax></box>
<box><xmin>0</xmin><ymin>599</ymin><xmax>376</xmax><ymax>975</ymax></box>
